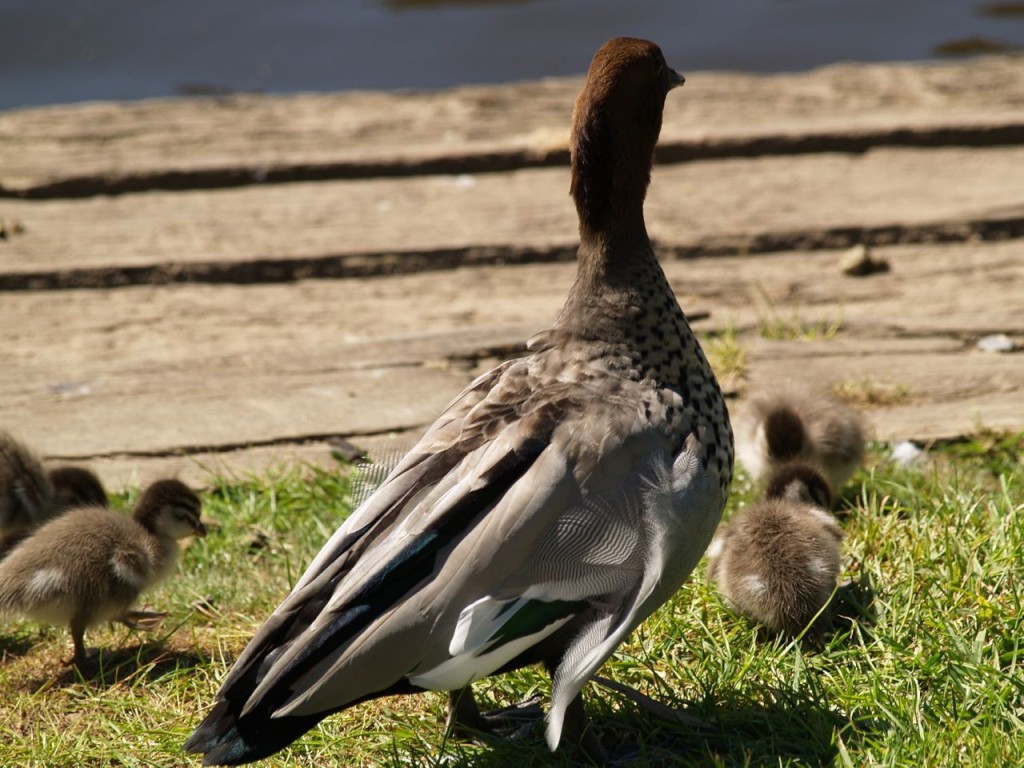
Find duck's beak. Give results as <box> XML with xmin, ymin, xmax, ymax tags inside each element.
<box><xmin>669</xmin><ymin>69</ymin><xmax>685</xmax><ymax>90</ymax></box>
<box><xmin>194</xmin><ymin>521</ymin><xmax>208</xmax><ymax>538</ymax></box>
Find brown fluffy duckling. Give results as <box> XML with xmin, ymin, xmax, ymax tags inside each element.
<box><xmin>0</xmin><ymin>431</ymin><xmax>54</xmax><ymax>538</ymax></box>
<box><xmin>707</xmin><ymin>463</ymin><xmax>842</xmax><ymax>638</ymax></box>
<box><xmin>0</xmin><ymin>432</ymin><xmax>110</xmax><ymax>556</ymax></box>
<box><xmin>734</xmin><ymin>383</ymin><xmax>865</xmax><ymax>494</ymax></box>
<box><xmin>0</xmin><ymin>478</ymin><xmax>205</xmax><ymax>666</ymax></box>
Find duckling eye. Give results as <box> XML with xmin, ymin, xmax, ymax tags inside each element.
<box><xmin>171</xmin><ymin>505</ymin><xmax>197</xmax><ymax>522</ymax></box>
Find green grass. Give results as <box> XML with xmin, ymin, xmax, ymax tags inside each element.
<box><xmin>754</xmin><ymin>284</ymin><xmax>844</xmax><ymax>342</ymax></box>
<box><xmin>703</xmin><ymin>320</ymin><xmax>748</xmax><ymax>390</ymax></box>
<box><xmin>831</xmin><ymin>378</ymin><xmax>913</xmax><ymax>409</ymax></box>
<box><xmin>1</xmin><ymin>437</ymin><xmax>1022</xmax><ymax>767</ymax></box>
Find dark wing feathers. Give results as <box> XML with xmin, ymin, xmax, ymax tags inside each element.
<box><xmin>188</xmin><ymin>442</ymin><xmax>545</xmax><ymax>764</ymax></box>
<box><xmin>251</xmin><ymin>443</ymin><xmax>543</xmax><ymax>701</ymax></box>
<box><xmin>187</xmin><ymin>361</ymin><xmax>563</xmax><ymax>762</ymax></box>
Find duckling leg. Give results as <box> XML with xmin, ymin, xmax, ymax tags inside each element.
<box><xmin>69</xmin><ymin>616</ymin><xmax>90</xmax><ymax>668</ymax></box>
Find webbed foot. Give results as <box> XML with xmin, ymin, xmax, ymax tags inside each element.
<box><xmin>117</xmin><ymin>609</ymin><xmax>169</xmax><ymax>631</ymax></box>
<box><xmin>446</xmin><ymin>687</ymin><xmax>544</xmax><ymax>741</ymax></box>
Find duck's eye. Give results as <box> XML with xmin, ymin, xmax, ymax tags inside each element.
<box><xmin>653</xmin><ymin>57</ymin><xmax>665</xmax><ymax>76</ymax></box>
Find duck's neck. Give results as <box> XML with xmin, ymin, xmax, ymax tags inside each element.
<box><xmin>556</xmin><ymin>204</ymin><xmax>675</xmax><ymax>334</ymax></box>
<box><xmin>557</xmin><ymin>95</ymin><xmax>670</xmax><ymax>334</ymax></box>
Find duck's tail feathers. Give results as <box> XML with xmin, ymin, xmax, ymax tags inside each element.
<box><xmin>183</xmin><ymin>699</ymin><xmax>325</xmax><ymax>766</ymax></box>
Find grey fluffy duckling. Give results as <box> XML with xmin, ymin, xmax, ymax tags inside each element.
<box><xmin>0</xmin><ymin>478</ymin><xmax>205</xmax><ymax>666</ymax></box>
<box><xmin>734</xmin><ymin>383</ymin><xmax>865</xmax><ymax>494</ymax></box>
<box><xmin>707</xmin><ymin>463</ymin><xmax>842</xmax><ymax>638</ymax></box>
<box><xmin>187</xmin><ymin>37</ymin><xmax>732</xmax><ymax>765</ymax></box>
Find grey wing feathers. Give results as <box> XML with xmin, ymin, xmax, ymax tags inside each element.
<box><xmin>538</xmin><ymin>444</ymin><xmax>711</xmax><ymax>747</ymax></box>
<box><xmin>197</xmin><ymin>354</ymin><xmax>716</xmax><ymax>756</ymax></box>
<box><xmin>290</xmin><ymin>360</ymin><xmax>521</xmax><ymax>594</ymax></box>
<box><xmin>212</xmin><ymin>360</ymin><xmax>556</xmax><ymax>707</ymax></box>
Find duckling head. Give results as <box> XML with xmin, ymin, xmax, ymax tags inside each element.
<box><xmin>764</xmin><ymin>462</ymin><xmax>833</xmax><ymax>509</ymax></box>
<box><xmin>133</xmin><ymin>479</ymin><xmax>206</xmax><ymax>540</ymax></box>
<box><xmin>48</xmin><ymin>466</ymin><xmax>108</xmax><ymax>511</ymax></box>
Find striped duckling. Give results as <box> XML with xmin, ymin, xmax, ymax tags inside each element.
<box><xmin>734</xmin><ymin>382</ymin><xmax>865</xmax><ymax>495</ymax></box>
<box><xmin>186</xmin><ymin>37</ymin><xmax>733</xmax><ymax>765</ymax></box>
<box><xmin>0</xmin><ymin>478</ymin><xmax>205</xmax><ymax>666</ymax></box>
<box><xmin>707</xmin><ymin>463</ymin><xmax>842</xmax><ymax>638</ymax></box>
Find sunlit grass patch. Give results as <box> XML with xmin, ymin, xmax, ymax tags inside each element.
<box><xmin>832</xmin><ymin>377</ymin><xmax>913</xmax><ymax>408</ymax></box>
<box><xmin>0</xmin><ymin>442</ymin><xmax>1020</xmax><ymax>766</ymax></box>
<box><xmin>703</xmin><ymin>320</ymin><xmax>748</xmax><ymax>391</ymax></box>
<box><xmin>753</xmin><ymin>284</ymin><xmax>843</xmax><ymax>342</ymax></box>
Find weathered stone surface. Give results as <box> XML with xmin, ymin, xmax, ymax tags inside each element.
<box><xmin>1</xmin><ymin>57</ymin><xmax>1022</xmax><ymax>491</ymax></box>
<box><xmin>2</xmin><ymin>55</ymin><xmax>1023</xmax><ymax>195</ymax></box>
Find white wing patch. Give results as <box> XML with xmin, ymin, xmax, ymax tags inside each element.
<box><xmin>408</xmin><ymin>596</ymin><xmax>572</xmax><ymax>691</ymax></box>
<box><xmin>741</xmin><ymin>574</ymin><xmax>767</xmax><ymax>596</ymax></box>
<box><xmin>706</xmin><ymin>535</ymin><xmax>724</xmax><ymax>561</ymax></box>
<box><xmin>110</xmin><ymin>555</ymin><xmax>147</xmax><ymax>589</ymax></box>
<box><xmin>27</xmin><ymin>568</ymin><xmax>65</xmax><ymax>600</ymax></box>
<box><xmin>449</xmin><ymin>596</ymin><xmax>524</xmax><ymax>657</ymax></box>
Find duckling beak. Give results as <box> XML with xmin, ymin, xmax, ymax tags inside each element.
<box><xmin>194</xmin><ymin>521</ymin><xmax>208</xmax><ymax>538</ymax></box>
<box><xmin>668</xmin><ymin>69</ymin><xmax>685</xmax><ymax>90</ymax></box>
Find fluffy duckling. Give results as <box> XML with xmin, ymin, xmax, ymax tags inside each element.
<box><xmin>187</xmin><ymin>38</ymin><xmax>732</xmax><ymax>765</ymax></box>
<box><xmin>0</xmin><ymin>432</ymin><xmax>111</xmax><ymax>558</ymax></box>
<box><xmin>0</xmin><ymin>431</ymin><xmax>54</xmax><ymax>538</ymax></box>
<box><xmin>734</xmin><ymin>383</ymin><xmax>865</xmax><ymax>494</ymax></box>
<box><xmin>0</xmin><ymin>464</ymin><xmax>109</xmax><ymax>560</ymax></box>
<box><xmin>0</xmin><ymin>478</ymin><xmax>205</xmax><ymax>666</ymax></box>
<box><xmin>47</xmin><ymin>466</ymin><xmax>108</xmax><ymax>512</ymax></box>
<box><xmin>707</xmin><ymin>463</ymin><xmax>842</xmax><ymax>638</ymax></box>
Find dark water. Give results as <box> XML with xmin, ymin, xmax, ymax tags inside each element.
<box><xmin>1</xmin><ymin>0</ymin><xmax>1021</xmax><ymax>111</ymax></box>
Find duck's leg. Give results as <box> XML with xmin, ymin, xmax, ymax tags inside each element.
<box><xmin>591</xmin><ymin>675</ymin><xmax>712</xmax><ymax>729</ymax></box>
<box><xmin>558</xmin><ymin>689</ymin><xmax>609</xmax><ymax>765</ymax></box>
<box><xmin>446</xmin><ymin>687</ymin><xmax>485</xmax><ymax>736</ymax></box>
<box><xmin>446</xmin><ymin>686</ymin><xmax>544</xmax><ymax>740</ymax></box>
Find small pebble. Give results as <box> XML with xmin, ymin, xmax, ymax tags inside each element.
<box><xmin>891</xmin><ymin>440</ymin><xmax>925</xmax><ymax>466</ymax></box>
<box><xmin>839</xmin><ymin>244</ymin><xmax>890</xmax><ymax>277</ymax></box>
<box><xmin>976</xmin><ymin>333</ymin><xmax>1016</xmax><ymax>353</ymax></box>
<box><xmin>328</xmin><ymin>437</ymin><xmax>367</xmax><ymax>463</ymax></box>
